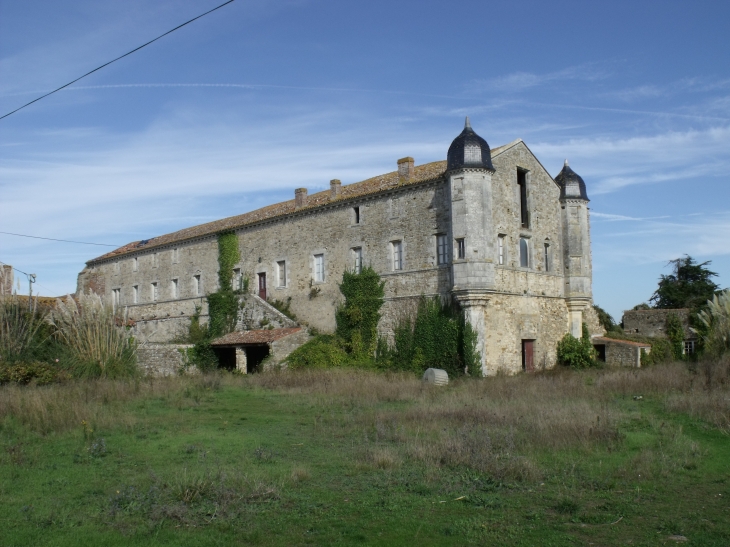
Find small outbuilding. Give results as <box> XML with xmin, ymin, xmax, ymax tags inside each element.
<box><xmin>210</xmin><ymin>327</ymin><xmax>309</xmax><ymax>373</ymax></box>
<box><xmin>592</xmin><ymin>337</ymin><xmax>651</xmax><ymax>368</ymax></box>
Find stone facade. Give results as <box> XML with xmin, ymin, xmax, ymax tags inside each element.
<box><xmin>1</xmin><ymin>264</ymin><xmax>12</xmax><ymax>295</ymax></box>
<box><xmin>622</xmin><ymin>308</ymin><xmax>694</xmax><ymax>339</ymax></box>
<box><xmin>78</xmin><ymin>120</ymin><xmax>600</xmax><ymax>375</ymax></box>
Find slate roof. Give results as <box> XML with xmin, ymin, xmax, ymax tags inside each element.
<box><xmin>210</xmin><ymin>327</ymin><xmax>303</xmax><ymax>346</ymax></box>
<box><xmin>89</xmin><ymin>142</ymin><xmax>516</xmax><ymax>264</ymax></box>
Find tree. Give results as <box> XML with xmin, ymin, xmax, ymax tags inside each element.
<box><xmin>650</xmin><ymin>256</ymin><xmax>721</xmax><ymax>311</ymax></box>
<box><xmin>593</xmin><ymin>304</ymin><xmax>617</xmax><ymax>332</ymax></box>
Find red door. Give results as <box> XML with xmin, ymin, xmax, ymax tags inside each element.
<box><xmin>522</xmin><ymin>340</ymin><xmax>534</xmax><ymax>372</ymax></box>
<box><xmin>258</xmin><ymin>273</ymin><xmax>267</xmax><ymax>301</ymax></box>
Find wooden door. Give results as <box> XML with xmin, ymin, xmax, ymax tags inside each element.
<box><xmin>522</xmin><ymin>340</ymin><xmax>534</xmax><ymax>372</ymax></box>
<box><xmin>258</xmin><ymin>273</ymin><xmax>267</xmax><ymax>301</ymax></box>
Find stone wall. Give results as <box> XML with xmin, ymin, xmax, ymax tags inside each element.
<box><xmin>592</xmin><ymin>337</ymin><xmax>649</xmax><ymax>368</ymax></box>
<box><xmin>137</xmin><ymin>343</ymin><xmax>193</xmax><ymax>376</ymax></box>
<box><xmin>623</xmin><ymin>308</ymin><xmax>694</xmax><ymax>339</ymax></box>
<box><xmin>271</xmin><ymin>329</ymin><xmax>312</xmax><ymax>369</ymax></box>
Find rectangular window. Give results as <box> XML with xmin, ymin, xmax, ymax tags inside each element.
<box><xmin>518</xmin><ymin>170</ymin><xmax>529</xmax><ymax>228</ymax></box>
<box><xmin>233</xmin><ymin>268</ymin><xmax>241</xmax><ymax>291</ymax></box>
<box><xmin>353</xmin><ymin>206</ymin><xmax>361</xmax><ymax>224</ymax></box>
<box><xmin>544</xmin><ymin>242</ymin><xmax>551</xmax><ymax>272</ymax></box>
<box><xmin>171</xmin><ymin>278</ymin><xmax>178</xmax><ymax>298</ymax></box>
<box><xmin>314</xmin><ymin>254</ymin><xmax>325</xmax><ymax>282</ymax></box>
<box><xmin>132</xmin><ymin>257</ymin><xmax>138</xmax><ymax>272</ymax></box>
<box><xmin>112</xmin><ymin>288</ymin><xmax>120</xmax><ymax>307</ymax></box>
<box><xmin>436</xmin><ymin>234</ymin><xmax>448</xmax><ymax>265</ymax></box>
<box><xmin>456</xmin><ymin>238</ymin><xmax>465</xmax><ymax>260</ymax></box>
<box><xmin>151</xmin><ymin>282</ymin><xmax>158</xmax><ymax>302</ymax></box>
<box><xmin>132</xmin><ymin>285</ymin><xmax>138</xmax><ymax>304</ymax></box>
<box><xmin>392</xmin><ymin>241</ymin><xmax>403</xmax><ymax>271</ymax></box>
<box><xmin>498</xmin><ymin>235</ymin><xmax>505</xmax><ymax>265</ymax></box>
<box><xmin>684</xmin><ymin>340</ymin><xmax>695</xmax><ymax>355</ymax></box>
<box><xmin>352</xmin><ymin>247</ymin><xmax>363</xmax><ymax>274</ymax></box>
<box><xmin>519</xmin><ymin>237</ymin><xmax>529</xmax><ymax>268</ymax></box>
<box><xmin>277</xmin><ymin>261</ymin><xmax>286</xmax><ymax>287</ymax></box>
<box><xmin>193</xmin><ymin>274</ymin><xmax>201</xmax><ymax>296</ymax></box>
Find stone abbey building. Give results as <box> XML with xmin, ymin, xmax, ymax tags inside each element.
<box><xmin>78</xmin><ymin>119</ymin><xmax>600</xmax><ymax>375</ymax></box>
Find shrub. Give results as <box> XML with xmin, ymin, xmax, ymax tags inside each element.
<box><xmin>0</xmin><ymin>361</ymin><xmax>68</xmax><ymax>385</ymax></box>
<box><xmin>557</xmin><ymin>325</ymin><xmax>597</xmax><ymax>369</ymax></box>
<box><xmin>380</xmin><ymin>297</ymin><xmax>481</xmax><ymax>377</ymax></box>
<box><xmin>49</xmin><ymin>293</ymin><xmax>137</xmax><ymax>378</ymax></box>
<box><xmin>285</xmin><ymin>335</ymin><xmax>348</xmax><ymax>370</ymax></box>
<box><xmin>696</xmin><ymin>289</ymin><xmax>730</xmax><ymax>358</ymax></box>
<box><xmin>0</xmin><ymin>294</ymin><xmax>47</xmax><ymax>363</ymax></box>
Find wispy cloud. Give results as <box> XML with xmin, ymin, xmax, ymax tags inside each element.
<box><xmin>469</xmin><ymin>64</ymin><xmax>610</xmax><ymax>93</ymax></box>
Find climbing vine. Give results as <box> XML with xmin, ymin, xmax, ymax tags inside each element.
<box><xmin>378</xmin><ymin>297</ymin><xmax>481</xmax><ymax>377</ymax></box>
<box><xmin>335</xmin><ymin>266</ymin><xmax>385</xmax><ymax>358</ymax></box>
<box><xmin>188</xmin><ymin>232</ymin><xmax>243</xmax><ymax>371</ymax></box>
<box><xmin>665</xmin><ymin>312</ymin><xmax>685</xmax><ymax>361</ymax></box>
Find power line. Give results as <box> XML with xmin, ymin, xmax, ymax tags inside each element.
<box><xmin>0</xmin><ymin>231</ymin><xmax>119</xmax><ymax>247</ymax></box>
<box><xmin>0</xmin><ymin>0</ymin><xmax>235</xmax><ymax>121</ymax></box>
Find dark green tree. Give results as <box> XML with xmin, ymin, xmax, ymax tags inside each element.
<box><xmin>650</xmin><ymin>256</ymin><xmax>720</xmax><ymax>311</ymax></box>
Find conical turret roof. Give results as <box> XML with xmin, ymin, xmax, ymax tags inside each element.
<box><xmin>447</xmin><ymin>117</ymin><xmax>495</xmax><ymax>171</ymax></box>
<box><xmin>555</xmin><ymin>160</ymin><xmax>589</xmax><ymax>201</ymax></box>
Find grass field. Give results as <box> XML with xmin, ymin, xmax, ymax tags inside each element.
<box><xmin>1</xmin><ymin>363</ymin><xmax>729</xmax><ymax>546</ymax></box>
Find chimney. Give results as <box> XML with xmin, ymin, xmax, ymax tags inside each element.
<box><xmin>398</xmin><ymin>157</ymin><xmax>414</xmax><ymax>180</ymax></box>
<box><xmin>295</xmin><ymin>188</ymin><xmax>308</xmax><ymax>208</ymax></box>
<box><xmin>330</xmin><ymin>179</ymin><xmax>342</xmax><ymax>199</ymax></box>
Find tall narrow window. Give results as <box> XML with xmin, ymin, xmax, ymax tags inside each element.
<box><xmin>353</xmin><ymin>206</ymin><xmax>361</xmax><ymax>224</ymax></box>
<box><xmin>132</xmin><ymin>285</ymin><xmax>138</xmax><ymax>304</ymax></box>
<box><xmin>518</xmin><ymin>170</ymin><xmax>529</xmax><ymax>228</ymax></box>
<box><xmin>172</xmin><ymin>248</ymin><xmax>179</xmax><ymax>263</ymax></box>
<box><xmin>392</xmin><ymin>241</ymin><xmax>403</xmax><ymax>271</ymax></box>
<box><xmin>519</xmin><ymin>238</ymin><xmax>529</xmax><ymax>268</ymax></box>
<box><xmin>153</xmin><ymin>253</ymin><xmax>158</xmax><ymax>268</ymax></box>
<box><xmin>498</xmin><ymin>235</ymin><xmax>505</xmax><ymax>265</ymax></box>
<box><xmin>314</xmin><ymin>254</ymin><xmax>325</xmax><ymax>282</ymax></box>
<box><xmin>112</xmin><ymin>288</ymin><xmax>120</xmax><ymax>307</ymax></box>
<box><xmin>233</xmin><ymin>268</ymin><xmax>241</xmax><ymax>290</ymax></box>
<box><xmin>114</xmin><ymin>261</ymin><xmax>120</xmax><ymax>273</ymax></box>
<box><xmin>151</xmin><ymin>282</ymin><xmax>158</xmax><ymax>302</ymax></box>
<box><xmin>132</xmin><ymin>257</ymin><xmax>138</xmax><ymax>272</ymax></box>
<box><xmin>544</xmin><ymin>242</ymin><xmax>551</xmax><ymax>272</ymax></box>
<box><xmin>193</xmin><ymin>274</ymin><xmax>201</xmax><ymax>295</ymax></box>
<box><xmin>171</xmin><ymin>278</ymin><xmax>179</xmax><ymax>298</ymax></box>
<box><xmin>436</xmin><ymin>234</ymin><xmax>448</xmax><ymax>265</ymax></box>
<box><xmin>352</xmin><ymin>247</ymin><xmax>363</xmax><ymax>274</ymax></box>
<box><xmin>456</xmin><ymin>238</ymin><xmax>466</xmax><ymax>260</ymax></box>
<box><xmin>277</xmin><ymin>261</ymin><xmax>286</xmax><ymax>287</ymax></box>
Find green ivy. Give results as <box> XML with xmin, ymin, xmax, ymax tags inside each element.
<box><xmin>665</xmin><ymin>312</ymin><xmax>685</xmax><ymax>361</ymax></box>
<box><xmin>379</xmin><ymin>297</ymin><xmax>481</xmax><ymax>377</ymax></box>
<box><xmin>187</xmin><ymin>232</ymin><xmax>243</xmax><ymax>371</ymax></box>
<box><xmin>335</xmin><ymin>266</ymin><xmax>385</xmax><ymax>359</ymax></box>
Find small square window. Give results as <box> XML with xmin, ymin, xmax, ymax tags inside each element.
<box><xmin>314</xmin><ymin>254</ymin><xmax>325</xmax><ymax>282</ymax></box>
<box><xmin>684</xmin><ymin>340</ymin><xmax>695</xmax><ymax>355</ymax></box>
<box><xmin>352</xmin><ymin>247</ymin><xmax>363</xmax><ymax>274</ymax></box>
<box><xmin>456</xmin><ymin>238</ymin><xmax>466</xmax><ymax>260</ymax></box>
<box><xmin>277</xmin><ymin>261</ymin><xmax>286</xmax><ymax>287</ymax></box>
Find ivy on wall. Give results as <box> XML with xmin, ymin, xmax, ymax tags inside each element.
<box><xmin>188</xmin><ymin>232</ymin><xmax>243</xmax><ymax>371</ymax></box>
<box><xmin>335</xmin><ymin>266</ymin><xmax>385</xmax><ymax>359</ymax></box>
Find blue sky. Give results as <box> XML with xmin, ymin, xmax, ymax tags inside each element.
<box><xmin>1</xmin><ymin>0</ymin><xmax>729</xmax><ymax>322</ymax></box>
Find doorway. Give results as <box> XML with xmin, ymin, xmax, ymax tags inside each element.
<box><xmin>246</xmin><ymin>344</ymin><xmax>270</xmax><ymax>373</ymax></box>
<box><xmin>521</xmin><ymin>339</ymin><xmax>535</xmax><ymax>372</ymax></box>
<box><xmin>213</xmin><ymin>347</ymin><xmax>236</xmax><ymax>371</ymax></box>
<box><xmin>258</xmin><ymin>273</ymin><xmax>267</xmax><ymax>300</ymax></box>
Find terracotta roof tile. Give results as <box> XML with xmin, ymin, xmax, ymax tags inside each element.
<box><xmin>593</xmin><ymin>337</ymin><xmax>652</xmax><ymax>348</ymax></box>
<box><xmin>211</xmin><ymin>327</ymin><xmax>303</xmax><ymax>346</ymax></box>
<box><xmin>90</xmin><ymin>143</ymin><xmax>515</xmax><ymax>264</ymax></box>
